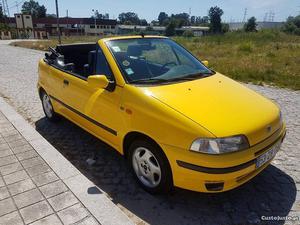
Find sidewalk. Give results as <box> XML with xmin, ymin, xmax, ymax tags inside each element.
<box><xmin>0</xmin><ymin>97</ymin><xmax>133</xmax><ymax>225</ymax></box>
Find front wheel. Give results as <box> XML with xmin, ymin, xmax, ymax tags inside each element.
<box><xmin>128</xmin><ymin>140</ymin><xmax>173</xmax><ymax>194</ymax></box>
<box><xmin>41</xmin><ymin>91</ymin><xmax>59</xmax><ymax>122</ymax></box>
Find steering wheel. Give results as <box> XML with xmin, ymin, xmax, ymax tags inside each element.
<box><xmin>161</xmin><ymin>62</ymin><xmax>177</xmax><ymax>70</ymax></box>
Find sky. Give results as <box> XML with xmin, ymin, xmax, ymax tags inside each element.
<box><xmin>6</xmin><ymin>0</ymin><xmax>300</xmax><ymax>22</ymax></box>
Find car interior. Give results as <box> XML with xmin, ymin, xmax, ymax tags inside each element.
<box><xmin>45</xmin><ymin>43</ymin><xmax>169</xmax><ymax>81</ymax></box>
<box><xmin>45</xmin><ymin>43</ymin><xmax>97</xmax><ymax>78</ymax></box>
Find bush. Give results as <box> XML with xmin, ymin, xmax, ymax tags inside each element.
<box><xmin>238</xmin><ymin>42</ymin><xmax>254</xmax><ymax>53</ymax></box>
<box><xmin>183</xmin><ymin>30</ymin><xmax>194</xmax><ymax>37</ymax></box>
<box><xmin>283</xmin><ymin>15</ymin><xmax>300</xmax><ymax>35</ymax></box>
<box><xmin>244</xmin><ymin>17</ymin><xmax>257</xmax><ymax>32</ymax></box>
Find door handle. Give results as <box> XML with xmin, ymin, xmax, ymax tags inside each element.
<box><xmin>63</xmin><ymin>79</ymin><xmax>69</xmax><ymax>85</ymax></box>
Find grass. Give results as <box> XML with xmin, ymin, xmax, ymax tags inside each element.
<box><xmin>10</xmin><ymin>30</ymin><xmax>300</xmax><ymax>90</ymax></box>
<box><xmin>174</xmin><ymin>30</ymin><xmax>300</xmax><ymax>90</ymax></box>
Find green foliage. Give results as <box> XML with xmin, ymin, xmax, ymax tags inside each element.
<box><xmin>283</xmin><ymin>15</ymin><xmax>300</xmax><ymax>35</ymax></box>
<box><xmin>165</xmin><ymin>21</ymin><xmax>176</xmax><ymax>36</ymax></box>
<box><xmin>118</xmin><ymin>12</ymin><xmax>140</xmax><ymax>25</ymax></box>
<box><xmin>238</xmin><ymin>42</ymin><xmax>254</xmax><ymax>53</ymax></box>
<box><xmin>0</xmin><ymin>23</ymin><xmax>10</xmax><ymax>31</ymax></box>
<box><xmin>0</xmin><ymin>5</ymin><xmax>3</xmax><ymax>19</ymax></box>
<box><xmin>183</xmin><ymin>30</ymin><xmax>194</xmax><ymax>37</ymax></box>
<box><xmin>118</xmin><ymin>12</ymin><xmax>148</xmax><ymax>25</ymax></box>
<box><xmin>158</xmin><ymin>12</ymin><xmax>169</xmax><ymax>25</ymax></box>
<box><xmin>208</xmin><ymin>6</ymin><xmax>224</xmax><ymax>33</ymax></box>
<box><xmin>221</xmin><ymin>23</ymin><xmax>229</xmax><ymax>33</ymax></box>
<box><xmin>244</xmin><ymin>17</ymin><xmax>257</xmax><ymax>32</ymax></box>
<box><xmin>174</xmin><ymin>30</ymin><xmax>300</xmax><ymax>90</ymax></box>
<box><xmin>21</xmin><ymin>0</ymin><xmax>46</xmax><ymax>18</ymax></box>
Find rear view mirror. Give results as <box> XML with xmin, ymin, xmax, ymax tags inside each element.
<box><xmin>88</xmin><ymin>75</ymin><xmax>109</xmax><ymax>89</ymax></box>
<box><xmin>202</xmin><ymin>60</ymin><xmax>209</xmax><ymax>67</ymax></box>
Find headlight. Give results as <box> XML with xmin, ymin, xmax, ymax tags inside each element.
<box><xmin>190</xmin><ymin>135</ymin><xmax>249</xmax><ymax>154</ymax></box>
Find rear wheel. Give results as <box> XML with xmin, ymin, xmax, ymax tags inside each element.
<box><xmin>41</xmin><ymin>91</ymin><xmax>59</xmax><ymax>122</ymax></box>
<box><xmin>128</xmin><ymin>139</ymin><xmax>173</xmax><ymax>194</ymax></box>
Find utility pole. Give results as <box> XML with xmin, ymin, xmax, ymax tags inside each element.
<box><xmin>55</xmin><ymin>0</ymin><xmax>61</xmax><ymax>44</ymax></box>
<box><xmin>15</xmin><ymin>1</ymin><xmax>19</xmax><ymax>13</ymax></box>
<box><xmin>92</xmin><ymin>9</ymin><xmax>97</xmax><ymax>35</ymax></box>
<box><xmin>242</xmin><ymin>8</ymin><xmax>248</xmax><ymax>23</ymax></box>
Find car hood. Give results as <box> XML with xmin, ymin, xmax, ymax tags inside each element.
<box><xmin>142</xmin><ymin>73</ymin><xmax>281</xmax><ymax>145</ymax></box>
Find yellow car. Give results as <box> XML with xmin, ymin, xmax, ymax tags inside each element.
<box><xmin>38</xmin><ymin>35</ymin><xmax>286</xmax><ymax>194</ymax></box>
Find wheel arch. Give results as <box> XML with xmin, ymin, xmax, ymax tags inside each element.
<box><xmin>123</xmin><ymin>131</ymin><xmax>165</xmax><ymax>159</ymax></box>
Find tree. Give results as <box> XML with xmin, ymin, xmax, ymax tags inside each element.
<box><xmin>165</xmin><ymin>20</ymin><xmax>176</xmax><ymax>36</ymax></box>
<box><xmin>118</xmin><ymin>12</ymin><xmax>140</xmax><ymax>25</ymax></box>
<box><xmin>0</xmin><ymin>5</ymin><xmax>4</xmax><ymax>19</ymax></box>
<box><xmin>208</xmin><ymin>6</ymin><xmax>224</xmax><ymax>33</ymax></box>
<box><xmin>283</xmin><ymin>15</ymin><xmax>300</xmax><ymax>35</ymax></box>
<box><xmin>244</xmin><ymin>17</ymin><xmax>257</xmax><ymax>32</ymax></box>
<box><xmin>158</xmin><ymin>12</ymin><xmax>169</xmax><ymax>25</ymax></box>
<box><xmin>21</xmin><ymin>0</ymin><xmax>47</xmax><ymax>18</ymax></box>
<box><xmin>190</xmin><ymin>16</ymin><xmax>196</xmax><ymax>24</ymax></box>
<box><xmin>139</xmin><ymin>19</ymin><xmax>148</xmax><ymax>26</ymax></box>
<box><xmin>222</xmin><ymin>23</ymin><xmax>229</xmax><ymax>33</ymax></box>
<box><xmin>171</xmin><ymin>13</ymin><xmax>190</xmax><ymax>27</ymax></box>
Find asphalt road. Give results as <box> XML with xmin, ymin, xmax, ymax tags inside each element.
<box><xmin>0</xmin><ymin>40</ymin><xmax>299</xmax><ymax>225</ymax></box>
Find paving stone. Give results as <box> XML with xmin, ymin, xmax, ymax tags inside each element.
<box><xmin>13</xmin><ymin>188</ymin><xmax>44</xmax><ymax>209</ymax></box>
<box><xmin>1</xmin><ymin>130</ymin><xmax>19</xmax><ymax>138</ymax></box>
<box><xmin>0</xmin><ymin>197</ymin><xmax>16</xmax><ymax>216</ymax></box>
<box><xmin>32</xmin><ymin>171</ymin><xmax>59</xmax><ymax>187</ymax></box>
<box><xmin>39</xmin><ymin>180</ymin><xmax>68</xmax><ymax>198</ymax></box>
<box><xmin>31</xmin><ymin>214</ymin><xmax>62</xmax><ymax>225</ymax></box>
<box><xmin>11</xmin><ymin>144</ymin><xmax>34</xmax><ymax>154</ymax></box>
<box><xmin>0</xmin><ymin>162</ymin><xmax>23</xmax><ymax>176</ymax></box>
<box><xmin>75</xmin><ymin>216</ymin><xmax>100</xmax><ymax>225</ymax></box>
<box><xmin>20</xmin><ymin>200</ymin><xmax>53</xmax><ymax>224</ymax></box>
<box><xmin>0</xmin><ymin>149</ymin><xmax>13</xmax><ymax>158</ymax></box>
<box><xmin>0</xmin><ymin>155</ymin><xmax>18</xmax><ymax>167</ymax></box>
<box><xmin>26</xmin><ymin>163</ymin><xmax>51</xmax><ymax>177</ymax></box>
<box><xmin>0</xmin><ymin>177</ymin><xmax>4</xmax><ymax>187</ymax></box>
<box><xmin>16</xmin><ymin>150</ymin><xmax>38</xmax><ymax>161</ymax></box>
<box><xmin>0</xmin><ymin>143</ymin><xmax>10</xmax><ymax>151</ymax></box>
<box><xmin>58</xmin><ymin>203</ymin><xmax>89</xmax><ymax>225</ymax></box>
<box><xmin>4</xmin><ymin>134</ymin><xmax>23</xmax><ymax>143</ymax></box>
<box><xmin>0</xmin><ymin>186</ymin><xmax>10</xmax><ymax>200</ymax></box>
<box><xmin>0</xmin><ymin>211</ymin><xmax>24</xmax><ymax>225</ymax></box>
<box><xmin>7</xmin><ymin>179</ymin><xmax>36</xmax><ymax>196</ymax></box>
<box><xmin>7</xmin><ymin>139</ymin><xmax>28</xmax><ymax>149</ymax></box>
<box><xmin>3</xmin><ymin>170</ymin><xmax>29</xmax><ymax>185</ymax></box>
<box><xmin>48</xmin><ymin>191</ymin><xmax>79</xmax><ymax>211</ymax></box>
<box><xmin>21</xmin><ymin>157</ymin><xmax>44</xmax><ymax>169</ymax></box>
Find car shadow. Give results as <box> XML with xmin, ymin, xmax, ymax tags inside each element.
<box><xmin>35</xmin><ymin>117</ymin><xmax>296</xmax><ymax>225</ymax></box>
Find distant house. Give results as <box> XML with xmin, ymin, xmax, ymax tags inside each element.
<box><xmin>1</xmin><ymin>14</ymin><xmax>118</xmax><ymax>39</ymax></box>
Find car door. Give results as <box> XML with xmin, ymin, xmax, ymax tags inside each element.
<box><xmin>57</xmin><ymin>46</ymin><xmax>124</xmax><ymax>149</ymax></box>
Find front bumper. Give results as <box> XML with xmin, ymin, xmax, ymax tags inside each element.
<box><xmin>161</xmin><ymin>124</ymin><xmax>286</xmax><ymax>193</ymax></box>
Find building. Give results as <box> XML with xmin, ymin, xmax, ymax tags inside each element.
<box><xmin>116</xmin><ymin>25</ymin><xmax>209</xmax><ymax>36</ymax></box>
<box><xmin>228</xmin><ymin>22</ymin><xmax>284</xmax><ymax>31</ymax></box>
<box><xmin>0</xmin><ymin>14</ymin><xmax>118</xmax><ymax>39</ymax></box>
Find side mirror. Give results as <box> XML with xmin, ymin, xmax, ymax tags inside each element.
<box><xmin>87</xmin><ymin>75</ymin><xmax>109</xmax><ymax>89</ymax></box>
<box><xmin>202</xmin><ymin>60</ymin><xmax>209</xmax><ymax>67</ymax></box>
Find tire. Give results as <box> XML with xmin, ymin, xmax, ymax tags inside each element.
<box><xmin>128</xmin><ymin>139</ymin><xmax>173</xmax><ymax>194</ymax></box>
<box><xmin>41</xmin><ymin>91</ymin><xmax>59</xmax><ymax>122</ymax></box>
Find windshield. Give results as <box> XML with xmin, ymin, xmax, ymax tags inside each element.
<box><xmin>106</xmin><ymin>38</ymin><xmax>214</xmax><ymax>84</ymax></box>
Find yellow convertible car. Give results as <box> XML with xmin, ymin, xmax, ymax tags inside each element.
<box><xmin>38</xmin><ymin>35</ymin><xmax>286</xmax><ymax>194</ymax></box>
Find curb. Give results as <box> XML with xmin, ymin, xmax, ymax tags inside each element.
<box><xmin>0</xmin><ymin>97</ymin><xmax>134</xmax><ymax>225</ymax></box>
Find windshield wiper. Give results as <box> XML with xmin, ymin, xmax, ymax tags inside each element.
<box><xmin>130</xmin><ymin>72</ymin><xmax>213</xmax><ymax>84</ymax></box>
<box><xmin>130</xmin><ymin>78</ymin><xmax>169</xmax><ymax>84</ymax></box>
